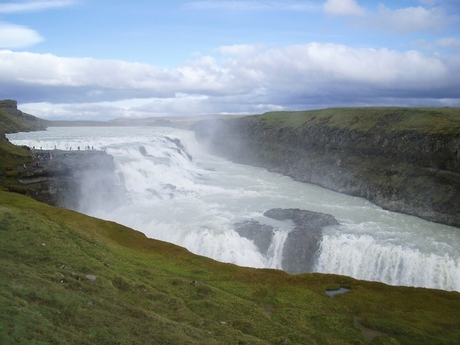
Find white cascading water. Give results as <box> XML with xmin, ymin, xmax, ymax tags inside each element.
<box><xmin>7</xmin><ymin>126</ymin><xmax>460</xmax><ymax>292</ymax></box>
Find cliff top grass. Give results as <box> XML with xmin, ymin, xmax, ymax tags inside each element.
<box><xmin>2</xmin><ymin>190</ymin><xmax>460</xmax><ymax>345</ymax></box>
<box><xmin>260</xmin><ymin>107</ymin><xmax>460</xmax><ymax>135</ymax></box>
<box><xmin>0</xmin><ymin>107</ymin><xmax>35</xmax><ymax>193</ymax></box>
<box><xmin>0</xmin><ymin>100</ymin><xmax>49</xmax><ymax>191</ymax></box>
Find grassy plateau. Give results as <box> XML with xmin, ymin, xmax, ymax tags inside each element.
<box><xmin>1</xmin><ymin>105</ymin><xmax>460</xmax><ymax>344</ymax></box>
<box><xmin>259</xmin><ymin>107</ymin><xmax>460</xmax><ymax>134</ymax></box>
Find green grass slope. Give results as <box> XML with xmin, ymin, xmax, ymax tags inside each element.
<box><xmin>0</xmin><ymin>106</ymin><xmax>34</xmax><ymax>194</ymax></box>
<box><xmin>0</xmin><ymin>104</ymin><xmax>45</xmax><ymax>134</ymax></box>
<box><xmin>1</xmin><ymin>191</ymin><xmax>460</xmax><ymax>345</ymax></box>
<box><xmin>260</xmin><ymin>107</ymin><xmax>460</xmax><ymax>134</ymax></box>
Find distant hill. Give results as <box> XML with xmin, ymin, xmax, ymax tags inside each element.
<box><xmin>45</xmin><ymin>114</ymin><xmax>234</xmax><ymax>130</ymax></box>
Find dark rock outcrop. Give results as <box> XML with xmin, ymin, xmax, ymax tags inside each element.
<box><xmin>18</xmin><ymin>150</ymin><xmax>124</xmax><ymax>211</ymax></box>
<box><xmin>0</xmin><ymin>99</ymin><xmax>18</xmax><ymax>109</ymax></box>
<box><xmin>233</xmin><ymin>220</ymin><xmax>274</xmax><ymax>255</ymax></box>
<box><xmin>234</xmin><ymin>208</ymin><xmax>339</xmax><ymax>274</ymax></box>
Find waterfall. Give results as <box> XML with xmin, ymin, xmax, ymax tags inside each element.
<box><xmin>7</xmin><ymin>126</ymin><xmax>460</xmax><ymax>292</ymax></box>
<box><xmin>316</xmin><ymin>233</ymin><xmax>460</xmax><ymax>291</ymax></box>
<box><xmin>265</xmin><ymin>230</ymin><xmax>290</xmax><ymax>269</ymax></box>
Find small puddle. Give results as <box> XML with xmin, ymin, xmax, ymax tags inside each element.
<box><xmin>325</xmin><ymin>287</ymin><xmax>351</xmax><ymax>297</ymax></box>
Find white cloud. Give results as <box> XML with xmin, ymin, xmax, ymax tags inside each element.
<box><xmin>367</xmin><ymin>4</ymin><xmax>451</xmax><ymax>34</ymax></box>
<box><xmin>218</xmin><ymin>44</ymin><xmax>267</xmax><ymax>56</ymax></box>
<box><xmin>323</xmin><ymin>0</ymin><xmax>365</xmax><ymax>16</ymax></box>
<box><xmin>20</xmin><ymin>92</ymin><xmax>276</xmax><ymax>120</ymax></box>
<box><xmin>0</xmin><ymin>22</ymin><xmax>43</xmax><ymax>48</ymax></box>
<box><xmin>436</xmin><ymin>37</ymin><xmax>460</xmax><ymax>50</ymax></box>
<box><xmin>2</xmin><ymin>42</ymin><xmax>459</xmax><ymax>119</ymax></box>
<box><xmin>0</xmin><ymin>0</ymin><xmax>76</xmax><ymax>13</ymax></box>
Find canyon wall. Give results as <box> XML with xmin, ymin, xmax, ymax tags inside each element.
<box><xmin>194</xmin><ymin>108</ymin><xmax>460</xmax><ymax>227</ymax></box>
<box><xmin>17</xmin><ymin>150</ymin><xmax>123</xmax><ymax>211</ymax></box>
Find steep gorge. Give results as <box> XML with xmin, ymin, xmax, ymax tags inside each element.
<box><xmin>194</xmin><ymin>108</ymin><xmax>460</xmax><ymax>228</ymax></box>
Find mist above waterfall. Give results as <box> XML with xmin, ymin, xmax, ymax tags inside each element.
<box><xmin>7</xmin><ymin>126</ymin><xmax>460</xmax><ymax>292</ymax></box>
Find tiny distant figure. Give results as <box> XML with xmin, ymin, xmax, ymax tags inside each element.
<box><xmin>23</xmin><ymin>164</ymin><xmax>26</xmax><ymax>169</ymax></box>
<box><xmin>92</xmin><ymin>146</ymin><xmax>94</xmax><ymax>150</ymax></box>
<box><xmin>70</xmin><ymin>147</ymin><xmax>72</xmax><ymax>151</ymax></box>
<box><xmin>78</xmin><ymin>146</ymin><xmax>80</xmax><ymax>150</ymax></box>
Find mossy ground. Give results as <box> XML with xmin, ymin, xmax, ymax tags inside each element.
<box><xmin>0</xmin><ymin>107</ymin><xmax>39</xmax><ymax>194</ymax></box>
<box><xmin>0</xmin><ymin>139</ymin><xmax>33</xmax><ymax>195</ymax></box>
<box><xmin>260</xmin><ymin>107</ymin><xmax>460</xmax><ymax>134</ymax></box>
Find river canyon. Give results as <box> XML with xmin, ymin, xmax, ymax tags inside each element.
<box><xmin>7</xmin><ymin>125</ymin><xmax>460</xmax><ymax>292</ymax></box>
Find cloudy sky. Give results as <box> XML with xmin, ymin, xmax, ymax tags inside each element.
<box><xmin>0</xmin><ymin>0</ymin><xmax>459</xmax><ymax>120</ymax></box>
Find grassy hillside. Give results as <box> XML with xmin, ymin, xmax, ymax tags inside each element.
<box><xmin>0</xmin><ymin>106</ymin><xmax>35</xmax><ymax>194</ymax></box>
<box><xmin>260</xmin><ymin>107</ymin><xmax>460</xmax><ymax>134</ymax></box>
<box><xmin>1</xmin><ymin>191</ymin><xmax>460</xmax><ymax>345</ymax></box>
<box><xmin>0</xmin><ymin>103</ymin><xmax>45</xmax><ymax>134</ymax></box>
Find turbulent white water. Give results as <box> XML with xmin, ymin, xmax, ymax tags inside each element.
<box><xmin>7</xmin><ymin>126</ymin><xmax>460</xmax><ymax>292</ymax></box>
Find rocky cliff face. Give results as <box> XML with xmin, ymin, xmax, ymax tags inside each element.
<box><xmin>0</xmin><ymin>99</ymin><xmax>18</xmax><ymax>108</ymax></box>
<box><xmin>234</xmin><ymin>208</ymin><xmax>338</xmax><ymax>274</ymax></box>
<box><xmin>194</xmin><ymin>111</ymin><xmax>460</xmax><ymax>228</ymax></box>
<box><xmin>17</xmin><ymin>150</ymin><xmax>123</xmax><ymax>211</ymax></box>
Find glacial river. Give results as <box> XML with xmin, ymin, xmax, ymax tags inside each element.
<box><xmin>7</xmin><ymin>126</ymin><xmax>460</xmax><ymax>292</ymax></box>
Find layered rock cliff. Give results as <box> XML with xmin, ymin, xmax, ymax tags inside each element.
<box><xmin>17</xmin><ymin>149</ymin><xmax>123</xmax><ymax>211</ymax></box>
<box><xmin>194</xmin><ymin>108</ymin><xmax>460</xmax><ymax>228</ymax></box>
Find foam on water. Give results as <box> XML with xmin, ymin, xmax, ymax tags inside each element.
<box><xmin>316</xmin><ymin>233</ymin><xmax>460</xmax><ymax>291</ymax></box>
<box><xmin>8</xmin><ymin>126</ymin><xmax>460</xmax><ymax>291</ymax></box>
